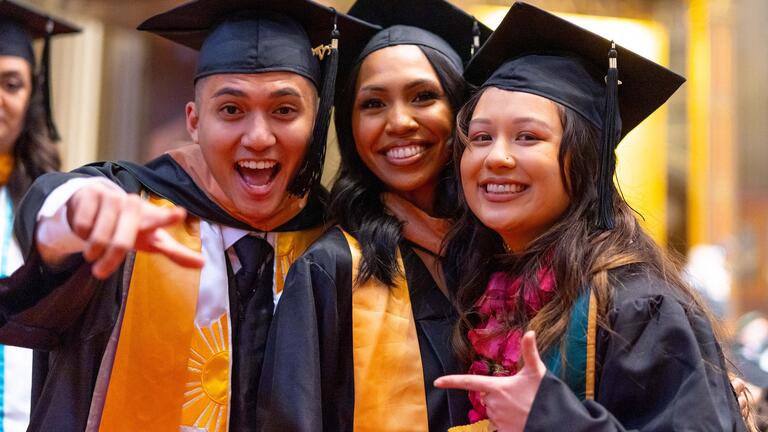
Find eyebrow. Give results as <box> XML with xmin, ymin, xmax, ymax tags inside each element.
<box><xmin>211</xmin><ymin>87</ymin><xmax>247</xmax><ymax>99</ymax></box>
<box><xmin>269</xmin><ymin>87</ymin><xmax>302</xmax><ymax>98</ymax></box>
<box><xmin>404</xmin><ymin>78</ymin><xmax>439</xmax><ymax>91</ymax></box>
<box><xmin>358</xmin><ymin>84</ymin><xmax>386</xmax><ymax>93</ymax></box>
<box><xmin>0</xmin><ymin>70</ymin><xmax>24</xmax><ymax>79</ymax></box>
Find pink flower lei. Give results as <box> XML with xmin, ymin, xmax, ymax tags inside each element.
<box><xmin>466</xmin><ymin>266</ymin><xmax>556</xmax><ymax>423</ymax></box>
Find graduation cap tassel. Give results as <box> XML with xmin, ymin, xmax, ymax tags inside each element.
<box><xmin>288</xmin><ymin>9</ymin><xmax>340</xmax><ymax>196</ymax></box>
<box><xmin>41</xmin><ymin>18</ymin><xmax>60</xmax><ymax>141</ymax></box>
<box><xmin>471</xmin><ymin>19</ymin><xmax>480</xmax><ymax>56</ymax></box>
<box><xmin>596</xmin><ymin>42</ymin><xmax>620</xmax><ymax>230</ymax></box>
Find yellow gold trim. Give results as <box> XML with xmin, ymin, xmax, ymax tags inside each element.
<box><xmin>448</xmin><ymin>419</ymin><xmax>497</xmax><ymax>432</ymax></box>
<box><xmin>312</xmin><ymin>43</ymin><xmax>333</xmax><ymax>60</ymax></box>
<box><xmin>585</xmin><ymin>290</ymin><xmax>598</xmax><ymax>400</ymax></box>
<box><xmin>274</xmin><ymin>227</ymin><xmax>325</xmax><ymax>294</ymax></box>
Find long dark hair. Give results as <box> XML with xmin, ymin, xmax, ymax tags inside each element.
<box><xmin>447</xmin><ymin>86</ymin><xmax>714</xmax><ymax>364</ymax></box>
<box><xmin>9</xmin><ymin>72</ymin><xmax>61</xmax><ymax>207</ymax></box>
<box><xmin>330</xmin><ymin>45</ymin><xmax>467</xmax><ymax>286</ymax></box>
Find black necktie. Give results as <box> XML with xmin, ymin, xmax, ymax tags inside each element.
<box><xmin>230</xmin><ymin>235</ymin><xmax>274</xmax><ymax>431</ymax></box>
<box><xmin>232</xmin><ymin>235</ymin><xmax>274</xmax><ymax>319</ymax></box>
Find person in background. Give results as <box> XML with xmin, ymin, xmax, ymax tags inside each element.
<box><xmin>0</xmin><ymin>1</ymin><xmax>79</xmax><ymax>430</ymax></box>
<box><xmin>435</xmin><ymin>3</ymin><xmax>746</xmax><ymax>431</ymax></box>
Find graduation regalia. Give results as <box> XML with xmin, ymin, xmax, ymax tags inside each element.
<box><xmin>526</xmin><ymin>265</ymin><xmax>745</xmax><ymax>431</ymax></box>
<box><xmin>257</xmin><ymin>1</ymin><xmax>490</xmax><ymax>431</ymax></box>
<box><xmin>0</xmin><ymin>0</ymin><xmax>377</xmax><ymax>430</ymax></box>
<box><xmin>258</xmin><ymin>227</ymin><xmax>468</xmax><ymax>432</ymax></box>
<box><xmin>3</xmin><ymin>154</ymin><xmax>328</xmax><ymax>431</ymax></box>
<box><xmin>451</xmin><ymin>3</ymin><xmax>745</xmax><ymax>431</ymax></box>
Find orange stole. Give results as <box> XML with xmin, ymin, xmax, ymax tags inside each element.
<box><xmin>100</xmin><ymin>196</ymin><xmax>206</xmax><ymax>431</ymax></box>
<box><xmin>342</xmin><ymin>231</ymin><xmax>430</xmax><ymax>432</ymax></box>
<box><xmin>274</xmin><ymin>226</ymin><xmax>326</xmax><ymax>295</ymax></box>
<box><xmin>0</xmin><ymin>153</ymin><xmax>13</xmax><ymax>186</ymax></box>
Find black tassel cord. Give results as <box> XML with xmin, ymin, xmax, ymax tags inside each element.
<box><xmin>288</xmin><ymin>10</ymin><xmax>340</xmax><ymax>197</ymax></box>
<box><xmin>41</xmin><ymin>19</ymin><xmax>60</xmax><ymax>142</ymax></box>
<box><xmin>596</xmin><ymin>42</ymin><xmax>620</xmax><ymax>230</ymax></box>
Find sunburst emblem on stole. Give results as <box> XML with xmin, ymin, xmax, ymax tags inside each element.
<box><xmin>181</xmin><ymin>313</ymin><xmax>230</xmax><ymax>432</ymax></box>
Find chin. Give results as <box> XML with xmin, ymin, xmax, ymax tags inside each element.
<box><xmin>478</xmin><ymin>213</ymin><xmax>520</xmax><ymax>234</ymax></box>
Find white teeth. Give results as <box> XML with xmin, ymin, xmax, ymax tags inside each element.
<box><xmin>386</xmin><ymin>145</ymin><xmax>425</xmax><ymax>160</ymax></box>
<box><xmin>238</xmin><ymin>160</ymin><xmax>276</xmax><ymax>170</ymax></box>
<box><xmin>485</xmin><ymin>183</ymin><xmax>525</xmax><ymax>194</ymax></box>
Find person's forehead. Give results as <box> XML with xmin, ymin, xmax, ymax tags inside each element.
<box><xmin>198</xmin><ymin>71</ymin><xmax>317</xmax><ymax>97</ymax></box>
<box><xmin>362</xmin><ymin>44</ymin><xmax>430</xmax><ymax>69</ymax></box>
<box><xmin>473</xmin><ymin>88</ymin><xmax>561</xmax><ymax>124</ymax></box>
<box><xmin>357</xmin><ymin>45</ymin><xmax>439</xmax><ymax>87</ymax></box>
<box><xmin>0</xmin><ymin>54</ymin><xmax>32</xmax><ymax>73</ymax></box>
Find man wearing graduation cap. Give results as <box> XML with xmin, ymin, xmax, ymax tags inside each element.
<box><xmin>0</xmin><ymin>0</ymin><xmax>377</xmax><ymax>430</ymax></box>
<box><xmin>0</xmin><ymin>1</ymin><xmax>79</xmax><ymax>430</ymax></box>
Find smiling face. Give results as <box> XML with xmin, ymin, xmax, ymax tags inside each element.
<box><xmin>0</xmin><ymin>56</ymin><xmax>32</xmax><ymax>155</ymax></box>
<box><xmin>186</xmin><ymin>72</ymin><xmax>317</xmax><ymax>222</ymax></box>
<box><xmin>460</xmin><ymin>88</ymin><xmax>571</xmax><ymax>252</ymax></box>
<box><xmin>351</xmin><ymin>45</ymin><xmax>453</xmax><ymax>211</ymax></box>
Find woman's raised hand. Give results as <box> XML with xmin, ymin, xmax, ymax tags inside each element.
<box><xmin>435</xmin><ymin>331</ymin><xmax>546</xmax><ymax>432</ymax></box>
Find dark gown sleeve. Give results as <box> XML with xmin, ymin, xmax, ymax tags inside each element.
<box><xmin>0</xmin><ymin>162</ymin><xmax>141</xmax><ymax>348</ymax></box>
<box><xmin>0</xmin><ymin>252</ymin><xmax>103</xmax><ymax>350</ymax></box>
<box><xmin>525</xmin><ymin>274</ymin><xmax>746</xmax><ymax>432</ymax></box>
<box><xmin>15</xmin><ymin>162</ymin><xmax>143</xmax><ymax>256</ymax></box>
<box><xmin>257</xmin><ymin>228</ymin><xmax>354</xmax><ymax>432</ymax></box>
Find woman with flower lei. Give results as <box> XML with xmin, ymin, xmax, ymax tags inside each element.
<box><xmin>436</xmin><ymin>3</ymin><xmax>747</xmax><ymax>431</ymax></box>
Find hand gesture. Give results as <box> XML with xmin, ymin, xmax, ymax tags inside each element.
<box><xmin>63</xmin><ymin>182</ymin><xmax>204</xmax><ymax>279</ymax></box>
<box><xmin>435</xmin><ymin>331</ymin><xmax>546</xmax><ymax>432</ymax></box>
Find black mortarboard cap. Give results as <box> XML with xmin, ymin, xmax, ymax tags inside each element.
<box><xmin>464</xmin><ymin>2</ymin><xmax>685</xmax><ymax>230</ymax></box>
<box><xmin>138</xmin><ymin>0</ymin><xmax>379</xmax><ymax>196</ymax></box>
<box><xmin>0</xmin><ymin>0</ymin><xmax>80</xmax><ymax>141</ymax></box>
<box><xmin>340</xmin><ymin>0</ymin><xmax>492</xmax><ymax>88</ymax></box>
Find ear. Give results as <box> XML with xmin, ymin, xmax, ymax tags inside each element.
<box><xmin>185</xmin><ymin>101</ymin><xmax>200</xmax><ymax>144</ymax></box>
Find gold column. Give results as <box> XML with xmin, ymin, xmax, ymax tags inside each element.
<box><xmin>687</xmin><ymin>0</ymin><xmax>740</xmax><ymax>319</ymax></box>
<box><xmin>687</xmin><ymin>0</ymin><xmax>736</xmax><ymax>248</ymax></box>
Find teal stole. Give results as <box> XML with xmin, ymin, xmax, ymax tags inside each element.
<box><xmin>542</xmin><ymin>288</ymin><xmax>598</xmax><ymax>401</ymax></box>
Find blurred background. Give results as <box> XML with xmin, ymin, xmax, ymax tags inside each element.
<box><xmin>19</xmin><ymin>0</ymin><xmax>766</xmax><ymax>325</ymax></box>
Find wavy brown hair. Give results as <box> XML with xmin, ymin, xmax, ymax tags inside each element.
<box><xmin>446</xmin><ymin>86</ymin><xmax>716</xmax><ymax>364</ymax></box>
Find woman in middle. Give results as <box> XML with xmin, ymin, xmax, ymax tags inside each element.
<box><xmin>257</xmin><ymin>1</ymin><xmax>490</xmax><ymax>431</ymax></box>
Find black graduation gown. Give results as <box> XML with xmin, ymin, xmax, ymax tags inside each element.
<box><xmin>0</xmin><ymin>154</ymin><xmax>328</xmax><ymax>432</ymax></box>
<box><xmin>257</xmin><ymin>226</ymin><xmax>470</xmax><ymax>432</ymax></box>
<box><xmin>525</xmin><ymin>266</ymin><xmax>746</xmax><ymax>431</ymax></box>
